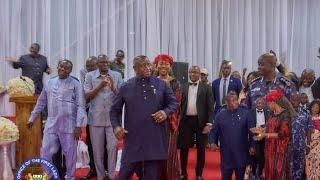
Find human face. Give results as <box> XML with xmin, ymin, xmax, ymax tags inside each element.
<box><xmin>267</xmin><ymin>101</ymin><xmax>284</xmax><ymax>115</ymax></box>
<box><xmin>29</xmin><ymin>44</ymin><xmax>39</xmax><ymax>57</ymax></box>
<box><xmin>258</xmin><ymin>57</ymin><xmax>275</xmax><ymax>77</ymax></box>
<box><xmin>116</xmin><ymin>54</ymin><xmax>125</xmax><ymax>62</ymax></box>
<box><xmin>200</xmin><ymin>73</ymin><xmax>208</xmax><ymax>83</ymax></box>
<box><xmin>221</xmin><ymin>63</ymin><xmax>231</xmax><ymax>77</ymax></box>
<box><xmin>247</xmin><ymin>74</ymin><xmax>257</xmax><ymax>84</ymax></box>
<box><xmin>86</xmin><ymin>59</ymin><xmax>97</xmax><ymax>72</ymax></box>
<box><xmin>226</xmin><ymin>95</ymin><xmax>239</xmax><ymax>110</ymax></box>
<box><xmin>256</xmin><ymin>98</ymin><xmax>265</xmax><ymax>110</ymax></box>
<box><xmin>97</xmin><ymin>58</ymin><xmax>110</xmax><ymax>73</ymax></box>
<box><xmin>301</xmin><ymin>73</ymin><xmax>315</xmax><ymax>87</ymax></box>
<box><xmin>300</xmin><ymin>94</ymin><xmax>309</xmax><ymax>105</ymax></box>
<box><xmin>290</xmin><ymin>94</ymin><xmax>301</xmax><ymax>109</ymax></box>
<box><xmin>157</xmin><ymin>60</ymin><xmax>171</xmax><ymax>76</ymax></box>
<box><xmin>134</xmin><ymin>59</ymin><xmax>152</xmax><ymax>78</ymax></box>
<box><xmin>58</xmin><ymin>61</ymin><xmax>72</xmax><ymax>79</ymax></box>
<box><xmin>311</xmin><ymin>103</ymin><xmax>320</xmax><ymax>116</ymax></box>
<box><xmin>189</xmin><ymin>66</ymin><xmax>201</xmax><ymax>82</ymax></box>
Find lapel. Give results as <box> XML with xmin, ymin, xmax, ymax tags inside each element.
<box><xmin>228</xmin><ymin>77</ymin><xmax>233</xmax><ymax>92</ymax></box>
<box><xmin>311</xmin><ymin>83</ymin><xmax>317</xmax><ymax>97</ymax></box>
<box><xmin>197</xmin><ymin>82</ymin><xmax>203</xmax><ymax>103</ymax></box>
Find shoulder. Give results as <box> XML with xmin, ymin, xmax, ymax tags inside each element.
<box><xmin>213</xmin><ymin>78</ymin><xmax>221</xmax><ymax>84</ymax></box>
<box><xmin>39</xmin><ymin>54</ymin><xmax>47</xmax><ymax>60</ymax></box>
<box><xmin>109</xmin><ymin>69</ymin><xmax>122</xmax><ymax>78</ymax></box>
<box><xmin>85</xmin><ymin>70</ymin><xmax>96</xmax><ymax>77</ymax></box>
<box><xmin>46</xmin><ymin>76</ymin><xmax>58</xmax><ymax>85</ymax></box>
<box><xmin>250</xmin><ymin>76</ymin><xmax>262</xmax><ymax>86</ymax></box>
<box><xmin>70</xmin><ymin>76</ymin><xmax>80</xmax><ymax>83</ymax></box>
<box><xmin>230</xmin><ymin>76</ymin><xmax>241</xmax><ymax>83</ymax></box>
<box><xmin>277</xmin><ymin>75</ymin><xmax>293</xmax><ymax>87</ymax></box>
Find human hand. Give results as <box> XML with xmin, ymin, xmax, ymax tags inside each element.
<box><xmin>151</xmin><ymin>110</ymin><xmax>167</xmax><ymax>123</ymax></box>
<box><xmin>202</xmin><ymin>125</ymin><xmax>212</xmax><ymax>134</ymax></box>
<box><xmin>27</xmin><ymin>122</ymin><xmax>33</xmax><ymax>129</ymax></box>
<box><xmin>249</xmin><ymin>147</ymin><xmax>256</xmax><ymax>155</ymax></box>
<box><xmin>253</xmin><ymin>133</ymin><xmax>266</xmax><ymax>141</ymax></box>
<box><xmin>74</xmin><ymin>127</ymin><xmax>82</xmax><ymax>140</ymax></box>
<box><xmin>114</xmin><ymin>126</ymin><xmax>128</xmax><ymax>140</ymax></box>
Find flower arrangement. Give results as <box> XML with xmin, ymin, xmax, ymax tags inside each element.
<box><xmin>7</xmin><ymin>76</ymin><xmax>35</xmax><ymax>97</ymax></box>
<box><xmin>0</xmin><ymin>117</ymin><xmax>19</xmax><ymax>142</ymax></box>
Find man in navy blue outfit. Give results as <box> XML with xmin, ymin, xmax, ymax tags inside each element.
<box><xmin>211</xmin><ymin>92</ymin><xmax>255</xmax><ymax>180</ymax></box>
<box><xmin>110</xmin><ymin>55</ymin><xmax>178</xmax><ymax>180</ymax></box>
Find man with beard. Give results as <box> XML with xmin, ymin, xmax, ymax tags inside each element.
<box><xmin>299</xmin><ymin>68</ymin><xmax>320</xmax><ymax>102</ymax></box>
<box><xmin>84</xmin><ymin>54</ymin><xmax>123</xmax><ymax>180</ymax></box>
<box><xmin>110</xmin><ymin>55</ymin><xmax>178</xmax><ymax>179</ymax></box>
<box><xmin>27</xmin><ymin>59</ymin><xmax>86</xmax><ymax>179</ymax></box>
<box><xmin>247</xmin><ymin>53</ymin><xmax>296</xmax><ymax>109</ymax></box>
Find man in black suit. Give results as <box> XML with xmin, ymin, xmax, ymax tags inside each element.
<box><xmin>178</xmin><ymin>66</ymin><xmax>214</xmax><ymax>180</ymax></box>
<box><xmin>250</xmin><ymin>97</ymin><xmax>269</xmax><ymax>178</ymax></box>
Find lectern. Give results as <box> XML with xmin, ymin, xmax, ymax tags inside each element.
<box><xmin>9</xmin><ymin>96</ymin><xmax>42</xmax><ymax>166</ymax></box>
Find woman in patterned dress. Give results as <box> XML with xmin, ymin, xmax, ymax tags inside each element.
<box><xmin>253</xmin><ymin>89</ymin><xmax>295</xmax><ymax>180</ymax></box>
<box><xmin>154</xmin><ymin>54</ymin><xmax>182</xmax><ymax>180</ymax></box>
<box><xmin>306</xmin><ymin>100</ymin><xmax>320</xmax><ymax>179</ymax></box>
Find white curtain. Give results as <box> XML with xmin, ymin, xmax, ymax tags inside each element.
<box><xmin>1</xmin><ymin>0</ymin><xmax>320</xmax><ymax>115</ymax></box>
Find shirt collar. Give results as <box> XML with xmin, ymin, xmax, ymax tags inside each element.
<box><xmin>221</xmin><ymin>75</ymin><xmax>231</xmax><ymax>81</ymax></box>
<box><xmin>189</xmin><ymin>80</ymin><xmax>200</xmax><ymax>84</ymax></box>
<box><xmin>260</xmin><ymin>76</ymin><xmax>276</xmax><ymax>83</ymax></box>
<box><xmin>136</xmin><ymin>76</ymin><xmax>152</xmax><ymax>83</ymax></box>
<box><xmin>94</xmin><ymin>69</ymin><xmax>110</xmax><ymax>78</ymax></box>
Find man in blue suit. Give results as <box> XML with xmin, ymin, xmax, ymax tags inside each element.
<box><xmin>211</xmin><ymin>92</ymin><xmax>255</xmax><ymax>180</ymax></box>
<box><xmin>110</xmin><ymin>55</ymin><xmax>178</xmax><ymax>180</ymax></box>
<box><xmin>212</xmin><ymin>60</ymin><xmax>243</xmax><ymax>114</ymax></box>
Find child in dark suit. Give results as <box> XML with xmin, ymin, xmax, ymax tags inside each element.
<box><xmin>251</xmin><ymin>98</ymin><xmax>268</xmax><ymax>179</ymax></box>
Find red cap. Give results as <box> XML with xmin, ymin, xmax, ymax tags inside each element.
<box><xmin>154</xmin><ymin>54</ymin><xmax>174</xmax><ymax>65</ymax></box>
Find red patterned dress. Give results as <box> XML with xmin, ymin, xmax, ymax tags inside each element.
<box><xmin>159</xmin><ymin>79</ymin><xmax>182</xmax><ymax>180</ymax></box>
<box><xmin>264</xmin><ymin>111</ymin><xmax>291</xmax><ymax>180</ymax></box>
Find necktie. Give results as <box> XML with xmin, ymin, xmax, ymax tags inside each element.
<box><xmin>257</xmin><ymin>110</ymin><xmax>263</xmax><ymax>113</ymax></box>
<box><xmin>222</xmin><ymin>78</ymin><xmax>227</xmax><ymax>104</ymax></box>
<box><xmin>189</xmin><ymin>82</ymin><xmax>197</xmax><ymax>86</ymax></box>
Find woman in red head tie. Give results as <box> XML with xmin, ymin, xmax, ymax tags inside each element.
<box><xmin>306</xmin><ymin>100</ymin><xmax>320</xmax><ymax>179</ymax></box>
<box><xmin>154</xmin><ymin>54</ymin><xmax>181</xmax><ymax>180</ymax></box>
<box><xmin>253</xmin><ymin>89</ymin><xmax>295</xmax><ymax>180</ymax></box>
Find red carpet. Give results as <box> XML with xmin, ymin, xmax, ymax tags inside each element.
<box><xmin>75</xmin><ymin>148</ymin><xmax>223</xmax><ymax>180</ymax></box>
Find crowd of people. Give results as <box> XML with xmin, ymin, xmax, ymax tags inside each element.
<box><xmin>1</xmin><ymin>43</ymin><xmax>320</xmax><ymax>180</ymax></box>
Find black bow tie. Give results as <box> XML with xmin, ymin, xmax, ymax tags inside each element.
<box><xmin>257</xmin><ymin>110</ymin><xmax>263</xmax><ymax>113</ymax></box>
<box><xmin>189</xmin><ymin>82</ymin><xmax>197</xmax><ymax>86</ymax></box>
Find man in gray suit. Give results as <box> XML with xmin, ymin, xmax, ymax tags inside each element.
<box><xmin>84</xmin><ymin>54</ymin><xmax>123</xmax><ymax>180</ymax></box>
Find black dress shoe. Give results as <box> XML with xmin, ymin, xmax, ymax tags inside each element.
<box><xmin>80</xmin><ymin>169</ymin><xmax>97</xmax><ymax>179</ymax></box>
<box><xmin>196</xmin><ymin>176</ymin><xmax>203</xmax><ymax>180</ymax></box>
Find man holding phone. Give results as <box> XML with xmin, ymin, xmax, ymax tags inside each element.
<box><xmin>84</xmin><ymin>54</ymin><xmax>123</xmax><ymax>180</ymax></box>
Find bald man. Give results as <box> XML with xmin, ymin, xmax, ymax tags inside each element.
<box><xmin>178</xmin><ymin>66</ymin><xmax>214</xmax><ymax>180</ymax></box>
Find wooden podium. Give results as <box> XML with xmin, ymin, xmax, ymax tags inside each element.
<box><xmin>9</xmin><ymin>96</ymin><xmax>42</xmax><ymax>166</ymax></box>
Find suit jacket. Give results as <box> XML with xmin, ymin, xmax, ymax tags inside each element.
<box><xmin>212</xmin><ymin>76</ymin><xmax>242</xmax><ymax>113</ymax></box>
<box><xmin>250</xmin><ymin>108</ymin><xmax>270</xmax><ymax>127</ymax></box>
<box><xmin>180</xmin><ymin>82</ymin><xmax>214</xmax><ymax>128</ymax></box>
<box><xmin>312</xmin><ymin>78</ymin><xmax>320</xmax><ymax>100</ymax></box>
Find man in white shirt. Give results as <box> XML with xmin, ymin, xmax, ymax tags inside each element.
<box><xmin>250</xmin><ymin>98</ymin><xmax>269</xmax><ymax>178</ymax></box>
<box><xmin>299</xmin><ymin>68</ymin><xmax>317</xmax><ymax>102</ymax></box>
<box><xmin>178</xmin><ymin>66</ymin><xmax>214</xmax><ymax>180</ymax></box>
